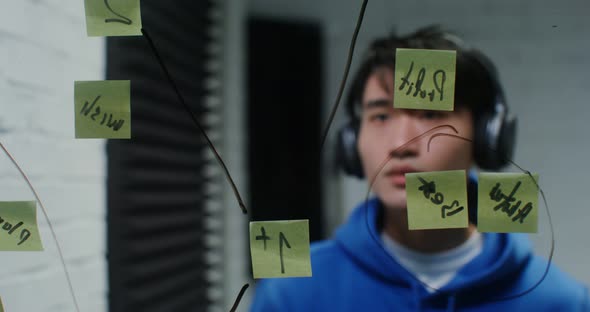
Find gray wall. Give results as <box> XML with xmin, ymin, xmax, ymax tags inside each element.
<box><xmin>222</xmin><ymin>0</ymin><xmax>250</xmax><ymax>310</ymax></box>
<box><xmin>247</xmin><ymin>0</ymin><xmax>590</xmax><ymax>289</ymax></box>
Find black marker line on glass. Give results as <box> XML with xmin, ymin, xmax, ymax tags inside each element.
<box><xmin>141</xmin><ymin>28</ymin><xmax>247</xmax><ymax>214</ymax></box>
<box><xmin>229</xmin><ymin>283</ymin><xmax>250</xmax><ymax>312</ymax></box>
<box><xmin>319</xmin><ymin>0</ymin><xmax>368</xmax><ymax>151</ymax></box>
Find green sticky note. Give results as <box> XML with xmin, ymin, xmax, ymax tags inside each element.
<box><xmin>249</xmin><ymin>220</ymin><xmax>312</xmax><ymax>279</ymax></box>
<box><xmin>477</xmin><ymin>173</ymin><xmax>539</xmax><ymax>233</ymax></box>
<box><xmin>394</xmin><ymin>48</ymin><xmax>456</xmax><ymax>111</ymax></box>
<box><xmin>0</xmin><ymin>201</ymin><xmax>43</xmax><ymax>251</ymax></box>
<box><xmin>406</xmin><ymin>170</ymin><xmax>468</xmax><ymax>230</ymax></box>
<box><xmin>84</xmin><ymin>0</ymin><xmax>142</xmax><ymax>36</ymax></box>
<box><xmin>75</xmin><ymin>80</ymin><xmax>131</xmax><ymax>139</ymax></box>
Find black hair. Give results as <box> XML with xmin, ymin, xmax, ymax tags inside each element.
<box><xmin>345</xmin><ymin>25</ymin><xmax>498</xmax><ymax>126</ymax></box>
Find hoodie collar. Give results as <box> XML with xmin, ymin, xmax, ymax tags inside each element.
<box><xmin>335</xmin><ymin>198</ymin><xmax>417</xmax><ymax>286</ymax></box>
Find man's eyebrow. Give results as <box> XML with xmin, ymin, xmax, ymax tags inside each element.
<box><xmin>364</xmin><ymin>99</ymin><xmax>391</xmax><ymax>109</ymax></box>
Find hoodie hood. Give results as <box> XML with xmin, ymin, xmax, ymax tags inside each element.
<box><xmin>334</xmin><ymin>196</ymin><xmax>534</xmax><ymax>307</ymax></box>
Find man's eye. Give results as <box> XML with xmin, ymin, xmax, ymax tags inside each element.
<box><xmin>420</xmin><ymin>111</ymin><xmax>444</xmax><ymax>120</ymax></box>
<box><xmin>370</xmin><ymin>114</ymin><xmax>389</xmax><ymax>122</ymax></box>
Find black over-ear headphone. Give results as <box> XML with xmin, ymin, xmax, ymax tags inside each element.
<box><xmin>336</xmin><ymin>48</ymin><xmax>517</xmax><ymax>179</ymax></box>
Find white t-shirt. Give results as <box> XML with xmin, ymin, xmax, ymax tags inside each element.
<box><xmin>381</xmin><ymin>231</ymin><xmax>483</xmax><ymax>293</ymax></box>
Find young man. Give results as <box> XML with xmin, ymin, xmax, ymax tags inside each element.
<box><xmin>250</xmin><ymin>26</ymin><xmax>589</xmax><ymax>311</ymax></box>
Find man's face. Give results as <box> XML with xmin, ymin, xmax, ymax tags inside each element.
<box><xmin>357</xmin><ymin>69</ymin><xmax>474</xmax><ymax>210</ymax></box>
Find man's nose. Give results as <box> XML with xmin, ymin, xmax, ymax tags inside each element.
<box><xmin>388</xmin><ymin>114</ymin><xmax>420</xmax><ymax>159</ymax></box>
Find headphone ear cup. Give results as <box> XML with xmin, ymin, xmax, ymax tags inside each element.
<box><xmin>497</xmin><ymin>116</ymin><xmax>517</xmax><ymax>167</ymax></box>
<box><xmin>336</xmin><ymin>120</ymin><xmax>364</xmax><ymax>178</ymax></box>
<box><xmin>473</xmin><ymin>113</ymin><xmax>493</xmax><ymax>170</ymax></box>
<box><xmin>468</xmin><ymin>49</ymin><xmax>518</xmax><ymax>170</ymax></box>
<box><xmin>474</xmin><ymin>112</ymin><xmax>517</xmax><ymax>170</ymax></box>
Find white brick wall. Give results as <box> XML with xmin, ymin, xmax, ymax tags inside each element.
<box><xmin>248</xmin><ymin>0</ymin><xmax>590</xmax><ymax>291</ymax></box>
<box><xmin>0</xmin><ymin>0</ymin><xmax>106</xmax><ymax>311</ymax></box>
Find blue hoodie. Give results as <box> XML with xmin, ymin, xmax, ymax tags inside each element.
<box><xmin>250</xmin><ymin>198</ymin><xmax>589</xmax><ymax>311</ymax></box>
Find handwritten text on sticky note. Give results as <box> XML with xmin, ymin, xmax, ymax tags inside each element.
<box><xmin>394</xmin><ymin>49</ymin><xmax>456</xmax><ymax>111</ymax></box>
<box><xmin>249</xmin><ymin>220</ymin><xmax>312</xmax><ymax>279</ymax></box>
<box><xmin>406</xmin><ymin>170</ymin><xmax>468</xmax><ymax>230</ymax></box>
<box><xmin>477</xmin><ymin>173</ymin><xmax>538</xmax><ymax>233</ymax></box>
<box><xmin>0</xmin><ymin>201</ymin><xmax>43</xmax><ymax>251</ymax></box>
<box><xmin>84</xmin><ymin>0</ymin><xmax>142</xmax><ymax>36</ymax></box>
<box><xmin>75</xmin><ymin>80</ymin><xmax>131</xmax><ymax>139</ymax></box>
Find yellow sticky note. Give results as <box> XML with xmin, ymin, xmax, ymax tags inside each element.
<box><xmin>0</xmin><ymin>201</ymin><xmax>43</xmax><ymax>251</ymax></box>
<box><xmin>84</xmin><ymin>0</ymin><xmax>142</xmax><ymax>36</ymax></box>
<box><xmin>249</xmin><ymin>220</ymin><xmax>312</xmax><ymax>279</ymax></box>
<box><xmin>75</xmin><ymin>80</ymin><xmax>131</xmax><ymax>139</ymax></box>
<box><xmin>406</xmin><ymin>170</ymin><xmax>468</xmax><ymax>230</ymax></box>
<box><xmin>477</xmin><ymin>173</ymin><xmax>538</xmax><ymax>233</ymax></box>
<box><xmin>394</xmin><ymin>48</ymin><xmax>456</xmax><ymax>111</ymax></box>
<box><xmin>0</xmin><ymin>296</ymin><xmax>4</xmax><ymax>312</ymax></box>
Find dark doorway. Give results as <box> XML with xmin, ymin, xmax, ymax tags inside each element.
<box><xmin>247</xmin><ymin>17</ymin><xmax>324</xmax><ymax>242</ymax></box>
